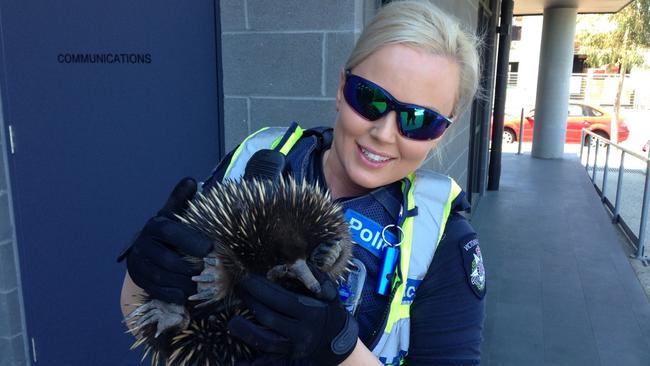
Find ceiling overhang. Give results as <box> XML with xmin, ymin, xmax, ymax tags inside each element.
<box><xmin>514</xmin><ymin>0</ymin><xmax>634</xmax><ymax>16</ymax></box>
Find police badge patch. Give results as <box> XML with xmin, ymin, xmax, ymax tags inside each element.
<box><xmin>461</xmin><ymin>238</ymin><xmax>486</xmax><ymax>299</ymax></box>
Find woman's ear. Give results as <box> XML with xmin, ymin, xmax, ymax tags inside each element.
<box><xmin>336</xmin><ymin>69</ymin><xmax>345</xmax><ymax>111</ymax></box>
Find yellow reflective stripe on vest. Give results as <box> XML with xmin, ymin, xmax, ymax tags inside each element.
<box><xmin>389</xmin><ymin>173</ymin><xmax>417</xmax><ymax>322</ymax></box>
<box><xmin>270</xmin><ymin>125</ymin><xmax>304</xmax><ymax>155</ymax></box>
<box><xmin>373</xmin><ymin>172</ymin><xmax>462</xmax><ymax>365</ymax></box>
<box><xmin>223</xmin><ymin>125</ymin><xmax>304</xmax><ymax>180</ymax></box>
<box><xmin>438</xmin><ymin>179</ymin><xmax>462</xmax><ymax>244</ymax></box>
<box><xmin>224</xmin><ymin>127</ymin><xmax>271</xmax><ymax>178</ymax></box>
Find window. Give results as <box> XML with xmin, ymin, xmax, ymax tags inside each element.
<box><xmin>568</xmin><ymin>104</ymin><xmax>584</xmax><ymax>116</ymax></box>
<box><xmin>590</xmin><ymin>107</ymin><xmax>603</xmax><ymax>117</ymax></box>
<box><xmin>511</xmin><ymin>25</ymin><xmax>522</xmax><ymax>41</ymax></box>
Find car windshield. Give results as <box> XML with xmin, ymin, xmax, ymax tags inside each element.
<box><xmin>568</xmin><ymin>104</ymin><xmax>584</xmax><ymax>116</ymax></box>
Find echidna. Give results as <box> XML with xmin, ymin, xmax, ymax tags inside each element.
<box><xmin>125</xmin><ymin>176</ymin><xmax>353</xmax><ymax>366</ymax></box>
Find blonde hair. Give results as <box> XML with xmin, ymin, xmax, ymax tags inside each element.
<box><xmin>345</xmin><ymin>0</ymin><xmax>481</xmax><ymax>118</ymax></box>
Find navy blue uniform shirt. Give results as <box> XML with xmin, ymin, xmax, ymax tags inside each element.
<box><xmin>204</xmin><ymin>127</ymin><xmax>485</xmax><ymax>365</ymax></box>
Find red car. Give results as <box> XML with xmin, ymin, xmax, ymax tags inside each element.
<box><xmin>502</xmin><ymin>103</ymin><xmax>629</xmax><ymax>145</ymax></box>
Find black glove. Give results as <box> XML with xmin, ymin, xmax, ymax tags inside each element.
<box><xmin>117</xmin><ymin>177</ymin><xmax>213</xmax><ymax>305</ymax></box>
<box><xmin>228</xmin><ymin>274</ymin><xmax>359</xmax><ymax>365</ymax></box>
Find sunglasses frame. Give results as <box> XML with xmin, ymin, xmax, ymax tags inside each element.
<box><xmin>343</xmin><ymin>69</ymin><xmax>453</xmax><ymax>141</ymax></box>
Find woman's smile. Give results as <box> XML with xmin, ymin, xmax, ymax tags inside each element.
<box><xmin>357</xmin><ymin>143</ymin><xmax>395</xmax><ymax>167</ymax></box>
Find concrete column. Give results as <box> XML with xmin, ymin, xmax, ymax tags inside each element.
<box><xmin>531</xmin><ymin>6</ymin><xmax>577</xmax><ymax>159</ymax></box>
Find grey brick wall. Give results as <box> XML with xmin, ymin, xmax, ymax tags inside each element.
<box><xmin>219</xmin><ymin>0</ymin><xmax>366</xmax><ymax>152</ymax></box>
<box><xmin>219</xmin><ymin>0</ymin><xmax>480</xmax><ymax>192</ymax></box>
<box><xmin>0</xmin><ymin>103</ymin><xmax>29</xmax><ymax>365</ymax></box>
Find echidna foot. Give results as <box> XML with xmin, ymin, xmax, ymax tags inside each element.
<box><xmin>126</xmin><ymin>300</ymin><xmax>189</xmax><ymax>338</ymax></box>
<box><xmin>190</xmin><ymin>256</ymin><xmax>227</xmax><ymax>307</ymax></box>
<box><xmin>268</xmin><ymin>259</ymin><xmax>322</xmax><ymax>295</ymax></box>
<box><xmin>310</xmin><ymin>240</ymin><xmax>343</xmax><ymax>270</ymax></box>
<box><xmin>292</xmin><ymin>259</ymin><xmax>322</xmax><ymax>294</ymax></box>
<box><xmin>267</xmin><ymin>264</ymin><xmax>296</xmax><ymax>281</ymax></box>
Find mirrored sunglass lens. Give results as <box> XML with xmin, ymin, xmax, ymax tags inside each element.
<box><xmin>399</xmin><ymin>109</ymin><xmax>426</xmax><ymax>131</ymax></box>
<box><xmin>355</xmin><ymin>82</ymin><xmax>387</xmax><ymax>119</ymax></box>
<box><xmin>399</xmin><ymin>109</ymin><xmax>447</xmax><ymax>140</ymax></box>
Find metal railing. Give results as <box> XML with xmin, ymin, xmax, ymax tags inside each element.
<box><xmin>580</xmin><ymin>129</ymin><xmax>650</xmax><ymax>258</ymax></box>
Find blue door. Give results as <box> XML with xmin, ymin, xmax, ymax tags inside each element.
<box><xmin>0</xmin><ymin>0</ymin><xmax>222</xmax><ymax>364</ymax></box>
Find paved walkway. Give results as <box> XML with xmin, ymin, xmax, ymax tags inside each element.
<box><xmin>473</xmin><ymin>152</ymin><xmax>650</xmax><ymax>366</ymax></box>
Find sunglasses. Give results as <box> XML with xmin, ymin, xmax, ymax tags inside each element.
<box><xmin>343</xmin><ymin>70</ymin><xmax>453</xmax><ymax>141</ymax></box>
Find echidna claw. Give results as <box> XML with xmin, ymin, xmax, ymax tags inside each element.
<box><xmin>125</xmin><ymin>303</ymin><xmax>151</xmax><ymax>322</ymax></box>
<box><xmin>192</xmin><ymin>273</ymin><xmax>216</xmax><ymax>283</ymax></box>
<box><xmin>190</xmin><ymin>255</ymin><xmax>227</xmax><ymax>304</ymax></box>
<box><xmin>136</xmin><ymin>315</ymin><xmax>160</xmax><ymax>328</ymax></box>
<box><xmin>125</xmin><ymin>300</ymin><xmax>189</xmax><ymax>339</ymax></box>
<box><xmin>188</xmin><ymin>288</ymin><xmax>216</xmax><ymax>301</ymax></box>
<box><xmin>203</xmin><ymin>257</ymin><xmax>218</xmax><ymax>266</ymax></box>
<box><xmin>136</xmin><ymin>309</ymin><xmax>162</xmax><ymax>326</ymax></box>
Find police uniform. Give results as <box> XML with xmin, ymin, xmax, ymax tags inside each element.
<box><xmin>203</xmin><ymin>125</ymin><xmax>485</xmax><ymax>365</ymax></box>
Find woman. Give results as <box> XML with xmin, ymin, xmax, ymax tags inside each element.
<box><xmin>120</xmin><ymin>1</ymin><xmax>485</xmax><ymax>364</ymax></box>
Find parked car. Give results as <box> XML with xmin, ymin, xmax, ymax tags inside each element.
<box><xmin>502</xmin><ymin>103</ymin><xmax>629</xmax><ymax>145</ymax></box>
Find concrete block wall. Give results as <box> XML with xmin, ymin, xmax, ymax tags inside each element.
<box><xmin>220</xmin><ymin>0</ymin><xmax>366</xmax><ymax>152</ymax></box>
<box><xmin>220</xmin><ymin>0</ymin><xmax>480</xmax><ymax>192</ymax></box>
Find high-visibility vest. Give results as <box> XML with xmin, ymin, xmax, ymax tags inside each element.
<box><xmin>222</xmin><ymin>124</ymin><xmax>461</xmax><ymax>365</ymax></box>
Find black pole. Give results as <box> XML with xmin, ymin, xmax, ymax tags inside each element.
<box><xmin>478</xmin><ymin>0</ymin><xmax>499</xmax><ymax>195</ymax></box>
<box><xmin>487</xmin><ymin>0</ymin><xmax>514</xmax><ymax>191</ymax></box>
<box><xmin>213</xmin><ymin>0</ymin><xmax>226</xmax><ymax>159</ymax></box>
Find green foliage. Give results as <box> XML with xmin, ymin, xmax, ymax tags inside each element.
<box><xmin>577</xmin><ymin>0</ymin><xmax>650</xmax><ymax>71</ymax></box>
<box><xmin>614</xmin><ymin>0</ymin><xmax>650</xmax><ymax>47</ymax></box>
